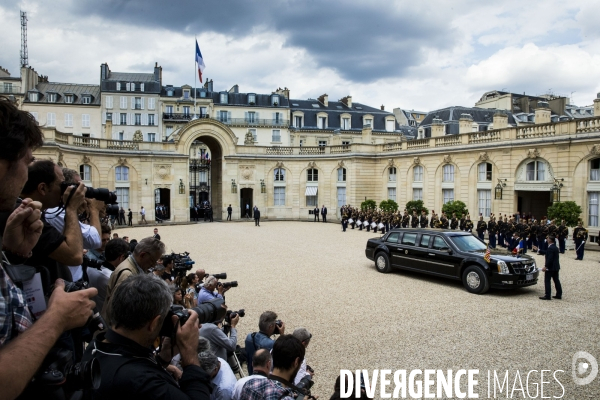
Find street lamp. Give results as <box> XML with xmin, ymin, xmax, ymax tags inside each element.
<box><xmin>551</xmin><ymin>178</ymin><xmax>564</xmax><ymax>203</ymax></box>
<box><xmin>260</xmin><ymin>179</ymin><xmax>266</xmax><ymax>193</ymax></box>
<box><xmin>179</xmin><ymin>179</ymin><xmax>185</xmax><ymax>194</ymax></box>
<box><xmin>495</xmin><ymin>178</ymin><xmax>507</xmax><ymax>200</ymax></box>
<box><xmin>231</xmin><ymin>179</ymin><xmax>237</xmax><ymax>194</ymax></box>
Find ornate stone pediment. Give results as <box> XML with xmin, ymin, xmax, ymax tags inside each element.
<box><xmin>275</xmin><ymin>161</ymin><xmax>285</xmax><ymax>169</ymax></box>
<box><xmin>387</xmin><ymin>159</ymin><xmax>395</xmax><ymax>167</ymax></box>
<box><xmin>527</xmin><ymin>148</ymin><xmax>540</xmax><ymax>159</ymax></box>
<box><xmin>478</xmin><ymin>152</ymin><xmax>489</xmax><ymax>161</ymax></box>
<box><xmin>155</xmin><ymin>164</ymin><xmax>171</xmax><ymax>179</ymax></box>
<box><xmin>443</xmin><ymin>155</ymin><xmax>452</xmax><ymax>164</ymax></box>
<box><xmin>413</xmin><ymin>157</ymin><xmax>421</xmax><ymax>165</ymax></box>
<box><xmin>82</xmin><ymin>155</ymin><xmax>91</xmax><ymax>164</ymax></box>
<box><xmin>244</xmin><ymin>130</ymin><xmax>255</xmax><ymax>145</ymax></box>
<box><xmin>117</xmin><ymin>157</ymin><xmax>127</xmax><ymax>166</ymax></box>
<box><xmin>307</xmin><ymin>161</ymin><xmax>317</xmax><ymax>169</ymax></box>
<box><xmin>337</xmin><ymin>160</ymin><xmax>345</xmax><ymax>168</ymax></box>
<box><xmin>241</xmin><ymin>166</ymin><xmax>254</xmax><ymax>181</ymax></box>
<box><xmin>590</xmin><ymin>144</ymin><xmax>600</xmax><ymax>155</ymax></box>
<box><xmin>132</xmin><ymin>130</ymin><xmax>143</xmax><ymax>142</ymax></box>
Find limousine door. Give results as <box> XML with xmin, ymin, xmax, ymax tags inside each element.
<box><xmin>384</xmin><ymin>232</ymin><xmax>402</xmax><ymax>267</ymax></box>
<box><xmin>391</xmin><ymin>232</ymin><xmax>419</xmax><ymax>268</ymax></box>
<box><xmin>426</xmin><ymin>236</ymin><xmax>460</xmax><ymax>276</ymax></box>
<box><xmin>411</xmin><ymin>233</ymin><xmax>438</xmax><ymax>273</ymax></box>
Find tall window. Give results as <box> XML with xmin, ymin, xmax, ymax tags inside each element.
<box><xmin>443</xmin><ymin>165</ymin><xmax>454</xmax><ymax>182</ymax></box>
<box><xmin>166</xmin><ymin>105</ymin><xmax>173</xmax><ymax>115</ymax></box>
<box><xmin>134</xmin><ymin>97</ymin><xmax>141</xmax><ymax>109</ymax></box>
<box><xmin>65</xmin><ymin>113</ymin><xmax>73</xmax><ymax>127</ymax></box>
<box><xmin>306</xmin><ymin>193</ymin><xmax>318</xmax><ymax>207</ymax></box>
<box><xmin>147</xmin><ymin>133</ymin><xmax>156</xmax><ymax>142</ymax></box>
<box><xmin>526</xmin><ymin>161</ymin><xmax>545</xmax><ymax>181</ymax></box>
<box><xmin>413</xmin><ymin>188</ymin><xmax>423</xmax><ymax>201</ymax></box>
<box><xmin>274</xmin><ymin>168</ymin><xmax>285</xmax><ymax>181</ymax></box>
<box><xmin>413</xmin><ymin>165</ymin><xmax>423</xmax><ymax>182</ymax></box>
<box><xmin>342</xmin><ymin>117</ymin><xmax>350</xmax><ymax>130</ymax></box>
<box><xmin>183</xmin><ymin>106</ymin><xmax>190</xmax><ymax>116</ymax></box>
<box><xmin>478</xmin><ymin>189</ymin><xmax>491</xmax><ymax>217</ymax></box>
<box><xmin>442</xmin><ymin>189</ymin><xmax>454</xmax><ymax>204</ymax></box>
<box><xmin>307</xmin><ymin>168</ymin><xmax>318</xmax><ymax>182</ymax></box>
<box><xmin>274</xmin><ymin>187</ymin><xmax>285</xmax><ymax>206</ymax></box>
<box><xmin>590</xmin><ymin>159</ymin><xmax>600</xmax><ymax>181</ymax></box>
<box><xmin>47</xmin><ymin>113</ymin><xmax>56</xmax><ymax>127</ymax></box>
<box><xmin>337</xmin><ymin>167</ymin><xmax>346</xmax><ymax>182</ymax></box>
<box><xmin>148</xmin><ymin>114</ymin><xmax>155</xmax><ymax>126</ymax></box>
<box><xmin>248</xmin><ymin>94</ymin><xmax>256</xmax><ymax>104</ymax></box>
<box><xmin>386</xmin><ymin>119</ymin><xmax>395</xmax><ymax>132</ymax></box>
<box><xmin>388</xmin><ymin>167</ymin><xmax>397</xmax><ymax>182</ymax></box>
<box><xmin>220</xmin><ymin>93</ymin><xmax>228</xmax><ymax>104</ymax></box>
<box><xmin>271</xmin><ymin>95</ymin><xmax>279</xmax><ymax>105</ymax></box>
<box><xmin>80</xmin><ymin>164</ymin><xmax>91</xmax><ymax>181</ymax></box>
<box><xmin>82</xmin><ymin>114</ymin><xmax>90</xmax><ymax>128</ymax></box>
<box><xmin>478</xmin><ymin>162</ymin><xmax>492</xmax><ymax>181</ymax></box>
<box><xmin>294</xmin><ymin>115</ymin><xmax>302</xmax><ymax>128</ymax></box>
<box><xmin>116</xmin><ymin>188</ymin><xmax>129</xmax><ymax>210</ymax></box>
<box><xmin>120</xmin><ymin>113</ymin><xmax>127</xmax><ymax>125</ymax></box>
<box><xmin>148</xmin><ymin>98</ymin><xmax>155</xmax><ymax>110</ymax></box>
<box><xmin>337</xmin><ymin>187</ymin><xmax>346</xmax><ymax>208</ymax></box>
<box><xmin>388</xmin><ymin>188</ymin><xmax>397</xmax><ymax>201</ymax></box>
<box><xmin>247</xmin><ymin>112</ymin><xmax>256</xmax><ymax>123</ymax></box>
<box><xmin>116</xmin><ymin>166</ymin><xmax>129</xmax><ymax>181</ymax></box>
<box><xmin>589</xmin><ymin>192</ymin><xmax>599</xmax><ymax>226</ymax></box>
<box><xmin>120</xmin><ymin>96</ymin><xmax>127</xmax><ymax>109</ymax></box>
<box><xmin>272</xmin><ymin>130</ymin><xmax>281</xmax><ymax>142</ymax></box>
<box><xmin>318</xmin><ymin>116</ymin><xmax>327</xmax><ymax>129</ymax></box>
<box><xmin>47</xmin><ymin>93</ymin><xmax>57</xmax><ymax>103</ymax></box>
<box><xmin>219</xmin><ymin>111</ymin><xmax>229</xmax><ymax>123</ymax></box>
<box><xmin>135</xmin><ymin>114</ymin><xmax>141</xmax><ymax>125</ymax></box>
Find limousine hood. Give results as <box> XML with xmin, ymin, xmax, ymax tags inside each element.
<box><xmin>473</xmin><ymin>249</ymin><xmax>535</xmax><ymax>263</ymax></box>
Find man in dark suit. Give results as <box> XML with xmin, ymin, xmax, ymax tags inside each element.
<box><xmin>227</xmin><ymin>204</ymin><xmax>232</xmax><ymax>221</ymax></box>
<box><xmin>540</xmin><ymin>236</ymin><xmax>562</xmax><ymax>300</ymax></box>
<box><xmin>313</xmin><ymin>206</ymin><xmax>319</xmax><ymax>222</ymax></box>
<box><xmin>127</xmin><ymin>208</ymin><xmax>133</xmax><ymax>226</ymax></box>
<box><xmin>321</xmin><ymin>205</ymin><xmax>327</xmax><ymax>223</ymax></box>
<box><xmin>153</xmin><ymin>228</ymin><xmax>161</xmax><ymax>241</ymax></box>
<box><xmin>253</xmin><ymin>206</ymin><xmax>261</xmax><ymax>226</ymax></box>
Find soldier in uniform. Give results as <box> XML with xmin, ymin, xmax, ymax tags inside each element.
<box><xmin>341</xmin><ymin>210</ymin><xmax>349</xmax><ymax>232</ymax></box>
<box><xmin>573</xmin><ymin>221</ymin><xmax>588</xmax><ymax>260</ymax></box>
<box><xmin>557</xmin><ymin>219</ymin><xmax>568</xmax><ymax>254</ymax></box>
<box><xmin>497</xmin><ymin>215</ymin><xmax>505</xmax><ymax>247</ymax></box>
<box><xmin>420</xmin><ymin>210</ymin><xmax>428</xmax><ymax>228</ymax></box>
<box><xmin>411</xmin><ymin>210</ymin><xmax>419</xmax><ymax>228</ymax></box>
<box><xmin>488</xmin><ymin>215</ymin><xmax>497</xmax><ymax>248</ymax></box>
<box><xmin>358</xmin><ymin>212</ymin><xmax>364</xmax><ymax>231</ymax></box>
<box><xmin>459</xmin><ymin>214</ymin><xmax>466</xmax><ymax>231</ymax></box>
<box><xmin>465</xmin><ymin>214</ymin><xmax>474</xmax><ymax>233</ymax></box>
<box><xmin>440</xmin><ymin>212</ymin><xmax>449</xmax><ymax>229</ymax></box>
<box><xmin>402</xmin><ymin>211</ymin><xmax>410</xmax><ymax>228</ymax></box>
<box><xmin>537</xmin><ymin>218</ymin><xmax>549</xmax><ymax>255</ymax></box>
<box><xmin>476</xmin><ymin>215</ymin><xmax>487</xmax><ymax>241</ymax></box>
<box><xmin>429</xmin><ymin>211</ymin><xmax>438</xmax><ymax>229</ymax></box>
<box><xmin>450</xmin><ymin>212</ymin><xmax>458</xmax><ymax>230</ymax></box>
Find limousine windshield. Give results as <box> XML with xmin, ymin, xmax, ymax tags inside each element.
<box><xmin>449</xmin><ymin>234</ymin><xmax>487</xmax><ymax>252</ymax></box>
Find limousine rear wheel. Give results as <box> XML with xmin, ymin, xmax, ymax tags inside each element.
<box><xmin>462</xmin><ymin>266</ymin><xmax>490</xmax><ymax>294</ymax></box>
<box><xmin>375</xmin><ymin>252</ymin><xmax>391</xmax><ymax>273</ymax></box>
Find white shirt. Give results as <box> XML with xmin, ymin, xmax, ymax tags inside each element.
<box><xmin>213</xmin><ymin>357</ymin><xmax>237</xmax><ymax>400</ymax></box>
<box><xmin>45</xmin><ymin>207</ymin><xmax>101</xmax><ymax>281</ymax></box>
<box><xmin>294</xmin><ymin>358</ymin><xmax>310</xmax><ymax>385</ymax></box>
<box><xmin>140</xmin><ymin>208</ymin><xmax>146</xmax><ymax>215</ymax></box>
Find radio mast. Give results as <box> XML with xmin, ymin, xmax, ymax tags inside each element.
<box><xmin>20</xmin><ymin>11</ymin><xmax>28</xmax><ymax>67</ymax></box>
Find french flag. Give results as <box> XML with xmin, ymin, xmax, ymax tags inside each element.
<box><xmin>512</xmin><ymin>239</ymin><xmax>524</xmax><ymax>255</ymax></box>
<box><xmin>195</xmin><ymin>40</ymin><xmax>205</xmax><ymax>83</ymax></box>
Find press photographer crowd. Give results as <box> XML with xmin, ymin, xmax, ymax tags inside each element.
<box><xmin>1</xmin><ymin>99</ymin><xmax>367</xmax><ymax>400</ymax></box>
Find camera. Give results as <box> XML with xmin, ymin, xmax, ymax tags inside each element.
<box><xmin>56</xmin><ymin>280</ymin><xmax>106</xmax><ymax>335</ymax></box>
<box><xmin>159</xmin><ymin>298</ymin><xmax>227</xmax><ymax>339</ymax></box>
<box><xmin>60</xmin><ymin>182</ymin><xmax>120</xmax><ymax>216</ymax></box>
<box><xmin>169</xmin><ymin>252</ymin><xmax>196</xmax><ymax>277</ymax></box>
<box><xmin>225</xmin><ymin>309</ymin><xmax>245</xmax><ymax>323</ymax></box>
<box><xmin>36</xmin><ymin>348</ymin><xmax>101</xmax><ymax>391</ymax></box>
<box><xmin>219</xmin><ymin>281</ymin><xmax>238</xmax><ymax>289</ymax></box>
<box><xmin>274</xmin><ymin>319</ymin><xmax>283</xmax><ymax>335</ymax></box>
<box><xmin>212</xmin><ymin>272</ymin><xmax>227</xmax><ymax>280</ymax></box>
<box><xmin>82</xmin><ymin>255</ymin><xmax>103</xmax><ymax>271</ymax></box>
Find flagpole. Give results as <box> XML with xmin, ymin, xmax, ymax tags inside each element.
<box><xmin>194</xmin><ymin>35</ymin><xmax>197</xmax><ymax>119</ymax></box>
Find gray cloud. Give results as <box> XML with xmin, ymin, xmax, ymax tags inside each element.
<box><xmin>68</xmin><ymin>0</ymin><xmax>457</xmax><ymax>83</ymax></box>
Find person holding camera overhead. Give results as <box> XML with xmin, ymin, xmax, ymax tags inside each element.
<box><xmin>198</xmin><ymin>275</ymin><xmax>229</xmax><ymax>304</ymax></box>
<box><xmin>82</xmin><ymin>274</ymin><xmax>213</xmax><ymax>399</ymax></box>
<box><xmin>102</xmin><ymin>237</ymin><xmax>165</xmax><ymax>325</ymax></box>
<box><xmin>244</xmin><ymin>311</ymin><xmax>286</xmax><ymax>374</ymax></box>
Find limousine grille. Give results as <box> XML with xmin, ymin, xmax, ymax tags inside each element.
<box><xmin>511</xmin><ymin>262</ymin><xmax>536</xmax><ymax>275</ymax></box>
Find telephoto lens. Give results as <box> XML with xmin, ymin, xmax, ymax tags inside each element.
<box><xmin>213</xmin><ymin>272</ymin><xmax>227</xmax><ymax>280</ymax></box>
<box><xmin>222</xmin><ymin>281</ymin><xmax>238</xmax><ymax>289</ymax></box>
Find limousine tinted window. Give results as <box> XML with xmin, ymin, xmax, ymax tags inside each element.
<box><xmin>387</xmin><ymin>232</ymin><xmax>400</xmax><ymax>243</ymax></box>
<box><xmin>420</xmin><ymin>234</ymin><xmax>431</xmax><ymax>248</ymax></box>
<box><xmin>402</xmin><ymin>233</ymin><xmax>417</xmax><ymax>246</ymax></box>
<box><xmin>432</xmin><ymin>236</ymin><xmax>447</xmax><ymax>250</ymax></box>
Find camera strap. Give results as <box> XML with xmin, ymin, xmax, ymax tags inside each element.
<box><xmin>268</xmin><ymin>374</ymin><xmax>307</xmax><ymax>399</ymax></box>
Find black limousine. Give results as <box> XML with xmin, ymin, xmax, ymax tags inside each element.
<box><xmin>365</xmin><ymin>228</ymin><xmax>539</xmax><ymax>294</ymax></box>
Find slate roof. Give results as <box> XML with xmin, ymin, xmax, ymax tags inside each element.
<box><xmin>290</xmin><ymin>99</ymin><xmax>397</xmax><ymax>132</ymax></box>
<box><xmin>160</xmin><ymin>86</ymin><xmax>290</xmax><ymax>108</ymax></box>
<box><xmin>418</xmin><ymin>106</ymin><xmax>518</xmax><ymax>136</ymax></box>
<box><xmin>23</xmin><ymin>82</ymin><xmax>101</xmax><ymax>105</ymax></box>
<box><xmin>105</xmin><ymin>72</ymin><xmax>156</xmax><ymax>82</ymax></box>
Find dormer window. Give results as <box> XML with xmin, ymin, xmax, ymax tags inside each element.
<box><xmin>65</xmin><ymin>94</ymin><xmax>74</xmax><ymax>104</ymax></box>
<box><xmin>130</xmin><ymin>82</ymin><xmax>135</xmax><ymax>91</ymax></box>
<box><xmin>47</xmin><ymin>93</ymin><xmax>57</xmax><ymax>103</ymax></box>
<box><xmin>29</xmin><ymin>92</ymin><xmax>38</xmax><ymax>102</ymax></box>
<box><xmin>271</xmin><ymin>95</ymin><xmax>279</xmax><ymax>106</ymax></box>
<box><xmin>220</xmin><ymin>92</ymin><xmax>228</xmax><ymax>104</ymax></box>
<box><xmin>82</xmin><ymin>95</ymin><xmax>92</xmax><ymax>105</ymax></box>
<box><xmin>140</xmin><ymin>83</ymin><xmax>145</xmax><ymax>92</ymax></box>
<box><xmin>183</xmin><ymin>90</ymin><xmax>190</xmax><ymax>99</ymax></box>
<box><xmin>248</xmin><ymin>94</ymin><xmax>256</xmax><ymax>105</ymax></box>
<box><xmin>116</xmin><ymin>82</ymin><xmax>121</xmax><ymax>91</ymax></box>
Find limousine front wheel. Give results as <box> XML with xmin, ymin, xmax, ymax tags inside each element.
<box><xmin>462</xmin><ymin>266</ymin><xmax>490</xmax><ymax>294</ymax></box>
<box><xmin>375</xmin><ymin>252</ymin><xmax>391</xmax><ymax>273</ymax></box>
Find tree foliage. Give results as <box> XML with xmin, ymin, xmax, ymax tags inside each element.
<box><xmin>380</xmin><ymin>199</ymin><xmax>399</xmax><ymax>213</ymax></box>
<box><xmin>441</xmin><ymin>200</ymin><xmax>469</xmax><ymax>219</ymax></box>
<box><xmin>361</xmin><ymin>199</ymin><xmax>377</xmax><ymax>211</ymax></box>
<box><xmin>405</xmin><ymin>200</ymin><xmax>429</xmax><ymax>215</ymax></box>
<box><xmin>547</xmin><ymin>201</ymin><xmax>582</xmax><ymax>227</ymax></box>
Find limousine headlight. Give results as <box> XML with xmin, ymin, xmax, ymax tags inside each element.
<box><xmin>497</xmin><ymin>260</ymin><xmax>510</xmax><ymax>275</ymax></box>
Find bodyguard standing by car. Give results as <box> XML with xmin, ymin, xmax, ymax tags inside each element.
<box><xmin>540</xmin><ymin>236</ymin><xmax>562</xmax><ymax>300</ymax></box>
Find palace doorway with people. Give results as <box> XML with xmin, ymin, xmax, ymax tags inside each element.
<box><xmin>240</xmin><ymin>188</ymin><xmax>253</xmax><ymax>218</ymax></box>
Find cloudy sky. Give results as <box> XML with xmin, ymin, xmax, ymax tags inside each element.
<box><xmin>1</xmin><ymin>0</ymin><xmax>600</xmax><ymax>112</ymax></box>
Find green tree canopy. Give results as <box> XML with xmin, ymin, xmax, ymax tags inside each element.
<box><xmin>547</xmin><ymin>201</ymin><xmax>582</xmax><ymax>227</ymax></box>
<box><xmin>405</xmin><ymin>200</ymin><xmax>429</xmax><ymax>215</ymax></box>
<box><xmin>380</xmin><ymin>199</ymin><xmax>399</xmax><ymax>213</ymax></box>
<box><xmin>361</xmin><ymin>199</ymin><xmax>377</xmax><ymax>211</ymax></box>
<box><xmin>442</xmin><ymin>200</ymin><xmax>469</xmax><ymax>219</ymax></box>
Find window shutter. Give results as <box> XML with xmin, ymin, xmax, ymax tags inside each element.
<box><xmin>227</xmin><ymin>111</ymin><xmax>231</xmax><ymax>122</ymax></box>
<box><xmin>255</xmin><ymin>112</ymin><xmax>259</xmax><ymax>120</ymax></box>
<box><xmin>114</xmin><ymin>114</ymin><xmax>119</xmax><ymax>126</ymax></box>
<box><xmin>131</xmin><ymin>97</ymin><xmax>135</xmax><ymax>109</ymax></box>
<box><xmin>244</xmin><ymin>112</ymin><xmax>248</xmax><ymax>121</ymax></box>
<box><xmin>116</xmin><ymin>82</ymin><xmax>121</xmax><ymax>91</ymax></box>
<box><xmin>126</xmin><ymin>83</ymin><xmax>130</xmax><ymax>91</ymax></box>
<box><xmin>140</xmin><ymin>83</ymin><xmax>145</xmax><ymax>92</ymax></box>
<box><xmin>142</xmin><ymin>114</ymin><xmax>147</xmax><ymax>125</ymax></box>
<box><xmin>141</xmin><ymin>97</ymin><xmax>145</xmax><ymax>110</ymax></box>
<box><xmin>128</xmin><ymin>113</ymin><xmax>132</xmax><ymax>125</ymax></box>
<box><xmin>103</xmin><ymin>112</ymin><xmax>106</xmax><ymax>123</ymax></box>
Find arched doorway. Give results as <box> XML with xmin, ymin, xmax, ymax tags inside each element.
<box><xmin>155</xmin><ymin>188</ymin><xmax>171</xmax><ymax>221</ymax></box>
<box><xmin>188</xmin><ymin>135</ymin><xmax>223</xmax><ymax>220</ymax></box>
<box><xmin>240</xmin><ymin>188</ymin><xmax>253</xmax><ymax>218</ymax></box>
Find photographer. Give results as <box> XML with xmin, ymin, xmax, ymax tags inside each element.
<box><xmin>232</xmin><ymin>349</ymin><xmax>272</xmax><ymax>400</ymax></box>
<box><xmin>87</xmin><ymin>238</ymin><xmax>130</xmax><ymax>314</ymax></box>
<box><xmin>102</xmin><ymin>237</ymin><xmax>165</xmax><ymax>325</ymax></box>
<box><xmin>194</xmin><ymin>268</ymin><xmax>206</xmax><ymax>292</ymax></box>
<box><xmin>0</xmin><ymin>97</ymin><xmax>97</xmax><ymax>399</ymax></box>
<box><xmin>44</xmin><ymin>167</ymin><xmax>103</xmax><ymax>281</ymax></box>
<box><xmin>292</xmin><ymin>328</ymin><xmax>314</xmax><ymax>388</ymax></box>
<box><xmin>199</xmin><ymin>307</ymin><xmax>239</xmax><ymax>361</ymax></box>
<box><xmin>198</xmin><ymin>275</ymin><xmax>227</xmax><ymax>304</ymax></box>
<box><xmin>19</xmin><ymin>160</ymin><xmax>88</xmax><ymax>282</ymax></box>
<box><xmin>244</xmin><ymin>311</ymin><xmax>285</xmax><ymax>374</ymax></box>
<box><xmin>82</xmin><ymin>274</ymin><xmax>212</xmax><ymax>399</ymax></box>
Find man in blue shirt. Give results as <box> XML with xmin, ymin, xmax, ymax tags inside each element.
<box><xmin>245</xmin><ymin>311</ymin><xmax>286</xmax><ymax>374</ymax></box>
<box><xmin>197</xmin><ymin>275</ymin><xmax>227</xmax><ymax>304</ymax></box>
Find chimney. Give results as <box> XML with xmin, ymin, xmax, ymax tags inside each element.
<box><xmin>431</xmin><ymin>117</ymin><xmax>445</xmax><ymax>137</ymax></box>
<box><xmin>206</xmin><ymin>79</ymin><xmax>213</xmax><ymax>92</ymax></box>
<box><xmin>100</xmin><ymin>63</ymin><xmax>108</xmax><ymax>80</ymax></box>
<box><xmin>458</xmin><ymin>113</ymin><xmax>473</xmax><ymax>134</ymax></box>
<box><xmin>534</xmin><ymin>101</ymin><xmax>551</xmax><ymax>124</ymax></box>
<box><xmin>381</xmin><ymin>105</ymin><xmax>385</xmax><ymax>111</ymax></box>
<box><xmin>594</xmin><ymin>93</ymin><xmax>600</xmax><ymax>117</ymax></box>
<box><xmin>229</xmin><ymin>84</ymin><xmax>239</xmax><ymax>94</ymax></box>
<box><xmin>492</xmin><ymin>110</ymin><xmax>508</xmax><ymax>130</ymax></box>
<box><xmin>340</xmin><ymin>95</ymin><xmax>352</xmax><ymax>108</ymax></box>
<box><xmin>276</xmin><ymin>87</ymin><xmax>290</xmax><ymax>99</ymax></box>
<box><xmin>154</xmin><ymin>62</ymin><xmax>162</xmax><ymax>84</ymax></box>
<box><xmin>318</xmin><ymin>94</ymin><xmax>329</xmax><ymax>107</ymax></box>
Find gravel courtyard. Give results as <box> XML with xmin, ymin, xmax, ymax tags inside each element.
<box><xmin>115</xmin><ymin>221</ymin><xmax>600</xmax><ymax>398</ymax></box>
